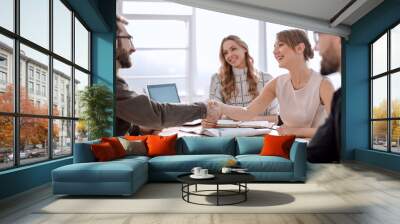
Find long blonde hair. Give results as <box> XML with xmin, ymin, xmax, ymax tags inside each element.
<box><xmin>218</xmin><ymin>35</ymin><xmax>259</xmax><ymax>102</ymax></box>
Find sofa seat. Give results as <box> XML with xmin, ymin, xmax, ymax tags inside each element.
<box><xmin>236</xmin><ymin>155</ymin><xmax>293</xmax><ymax>172</ymax></box>
<box><xmin>236</xmin><ymin>155</ymin><xmax>297</xmax><ymax>182</ymax></box>
<box><xmin>148</xmin><ymin>154</ymin><xmax>235</xmax><ymax>181</ymax></box>
<box><xmin>52</xmin><ymin>158</ymin><xmax>148</xmax><ymax>196</ymax></box>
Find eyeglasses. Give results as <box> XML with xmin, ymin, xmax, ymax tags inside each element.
<box><xmin>313</xmin><ymin>32</ymin><xmax>319</xmax><ymax>43</ymax></box>
<box><xmin>117</xmin><ymin>35</ymin><xmax>133</xmax><ymax>45</ymax></box>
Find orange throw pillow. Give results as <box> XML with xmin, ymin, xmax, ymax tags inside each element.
<box><xmin>101</xmin><ymin>137</ymin><xmax>126</xmax><ymax>158</ymax></box>
<box><xmin>146</xmin><ymin>134</ymin><xmax>177</xmax><ymax>157</ymax></box>
<box><xmin>124</xmin><ymin>135</ymin><xmax>148</xmax><ymax>141</ymax></box>
<box><xmin>91</xmin><ymin>142</ymin><xmax>117</xmax><ymax>162</ymax></box>
<box><xmin>260</xmin><ymin>134</ymin><xmax>296</xmax><ymax>159</ymax></box>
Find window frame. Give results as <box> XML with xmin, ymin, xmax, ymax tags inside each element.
<box><xmin>0</xmin><ymin>0</ymin><xmax>92</xmax><ymax>171</ymax></box>
<box><xmin>370</xmin><ymin>20</ymin><xmax>400</xmax><ymax>154</ymax></box>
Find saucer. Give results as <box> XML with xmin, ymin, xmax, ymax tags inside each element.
<box><xmin>190</xmin><ymin>174</ymin><xmax>215</xmax><ymax>179</ymax></box>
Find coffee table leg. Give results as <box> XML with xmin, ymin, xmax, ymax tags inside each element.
<box><xmin>217</xmin><ymin>184</ymin><xmax>219</xmax><ymax>206</ymax></box>
<box><xmin>195</xmin><ymin>184</ymin><xmax>198</xmax><ymax>192</ymax></box>
<box><xmin>245</xmin><ymin>183</ymin><xmax>247</xmax><ymax>201</ymax></box>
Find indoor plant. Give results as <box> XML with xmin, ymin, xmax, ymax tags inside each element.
<box><xmin>79</xmin><ymin>84</ymin><xmax>113</xmax><ymax>140</ymax></box>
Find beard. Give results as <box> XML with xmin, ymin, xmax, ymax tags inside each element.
<box><xmin>320</xmin><ymin>44</ymin><xmax>340</xmax><ymax>76</ymax></box>
<box><xmin>116</xmin><ymin>47</ymin><xmax>132</xmax><ymax>68</ymax></box>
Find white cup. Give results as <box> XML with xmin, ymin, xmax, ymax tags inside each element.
<box><xmin>221</xmin><ymin>167</ymin><xmax>232</xmax><ymax>174</ymax></box>
<box><xmin>200</xmin><ymin>169</ymin><xmax>208</xmax><ymax>176</ymax></box>
<box><xmin>191</xmin><ymin>167</ymin><xmax>202</xmax><ymax>176</ymax></box>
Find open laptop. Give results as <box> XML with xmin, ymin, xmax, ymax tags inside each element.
<box><xmin>147</xmin><ymin>83</ymin><xmax>181</xmax><ymax>103</ymax></box>
<box><xmin>146</xmin><ymin>83</ymin><xmax>201</xmax><ymax>126</ymax></box>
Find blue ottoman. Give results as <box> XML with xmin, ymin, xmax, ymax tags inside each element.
<box><xmin>52</xmin><ymin>157</ymin><xmax>148</xmax><ymax>196</ymax></box>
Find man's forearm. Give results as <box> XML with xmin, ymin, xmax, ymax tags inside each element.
<box><xmin>117</xmin><ymin>94</ymin><xmax>206</xmax><ymax>129</ymax></box>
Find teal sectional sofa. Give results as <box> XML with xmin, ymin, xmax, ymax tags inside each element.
<box><xmin>52</xmin><ymin>136</ymin><xmax>307</xmax><ymax>196</ymax></box>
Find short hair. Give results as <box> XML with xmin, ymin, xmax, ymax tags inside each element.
<box><xmin>276</xmin><ymin>29</ymin><xmax>314</xmax><ymax>61</ymax></box>
<box><xmin>116</xmin><ymin>15</ymin><xmax>128</xmax><ymax>34</ymax></box>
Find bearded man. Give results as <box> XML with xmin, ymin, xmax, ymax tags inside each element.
<box><xmin>307</xmin><ymin>33</ymin><xmax>342</xmax><ymax>163</ymax></box>
<box><xmin>115</xmin><ymin>16</ymin><xmax>219</xmax><ymax>135</ymax></box>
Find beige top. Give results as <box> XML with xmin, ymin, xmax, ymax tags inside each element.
<box><xmin>275</xmin><ymin>70</ymin><xmax>327</xmax><ymax>128</ymax></box>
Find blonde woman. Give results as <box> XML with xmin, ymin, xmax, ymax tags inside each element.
<box><xmin>209</xmin><ymin>35</ymin><xmax>279</xmax><ymax>123</ymax></box>
<box><xmin>207</xmin><ymin>30</ymin><xmax>334</xmax><ymax>138</ymax></box>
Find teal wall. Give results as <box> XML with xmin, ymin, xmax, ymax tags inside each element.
<box><xmin>0</xmin><ymin>158</ymin><xmax>72</xmax><ymax>199</ymax></box>
<box><xmin>344</xmin><ymin>0</ymin><xmax>400</xmax><ymax>170</ymax></box>
<box><xmin>0</xmin><ymin>0</ymin><xmax>116</xmax><ymax>200</ymax></box>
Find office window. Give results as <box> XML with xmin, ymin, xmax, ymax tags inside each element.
<box><xmin>0</xmin><ymin>116</ymin><xmax>13</xmax><ymax>170</ymax></box>
<box><xmin>53</xmin><ymin>59</ymin><xmax>72</xmax><ymax>117</ymax></box>
<box><xmin>74</xmin><ymin>69</ymin><xmax>89</xmax><ymax>119</ymax></box>
<box><xmin>392</xmin><ymin>24</ymin><xmax>400</xmax><ymax>70</ymax></box>
<box><xmin>0</xmin><ymin>1</ymin><xmax>91</xmax><ymax>170</ymax></box>
<box><xmin>53</xmin><ymin>0</ymin><xmax>72</xmax><ymax>60</ymax></box>
<box><xmin>19</xmin><ymin>117</ymin><xmax>49</xmax><ymax>165</ymax></box>
<box><xmin>0</xmin><ymin>35</ymin><xmax>13</xmax><ymax>113</ymax></box>
<box><xmin>0</xmin><ymin>0</ymin><xmax>14</xmax><ymax>31</ymax></box>
<box><xmin>21</xmin><ymin>44</ymin><xmax>49</xmax><ymax>116</ymax></box>
<box><xmin>53</xmin><ymin>119</ymin><xmax>72</xmax><ymax>158</ymax></box>
<box><xmin>122</xmin><ymin>1</ymin><xmax>192</xmax><ymax>15</ymax></box>
<box><xmin>75</xmin><ymin>18</ymin><xmax>89</xmax><ymax>70</ymax></box>
<box><xmin>370</xmin><ymin>22</ymin><xmax>400</xmax><ymax>154</ymax></box>
<box><xmin>120</xmin><ymin>16</ymin><xmax>190</xmax><ymax>101</ymax></box>
<box><xmin>20</xmin><ymin>0</ymin><xmax>49</xmax><ymax>49</ymax></box>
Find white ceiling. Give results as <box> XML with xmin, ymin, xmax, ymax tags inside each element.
<box><xmin>170</xmin><ymin>0</ymin><xmax>384</xmax><ymax>37</ymax></box>
<box><xmin>226</xmin><ymin>0</ymin><xmax>352</xmax><ymax>23</ymax></box>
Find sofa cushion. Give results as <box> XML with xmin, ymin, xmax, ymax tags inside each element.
<box><xmin>124</xmin><ymin>135</ymin><xmax>148</xmax><ymax>141</ymax></box>
<box><xmin>116</xmin><ymin>155</ymin><xmax>150</xmax><ymax>163</ymax></box>
<box><xmin>260</xmin><ymin>134</ymin><xmax>296</xmax><ymax>159</ymax></box>
<box><xmin>147</xmin><ymin>134</ymin><xmax>177</xmax><ymax>157</ymax></box>
<box><xmin>52</xmin><ymin>159</ymin><xmax>147</xmax><ymax>183</ymax></box>
<box><xmin>236</xmin><ymin>155</ymin><xmax>293</xmax><ymax>172</ymax></box>
<box><xmin>176</xmin><ymin>137</ymin><xmax>235</xmax><ymax>155</ymax></box>
<box><xmin>118</xmin><ymin>137</ymin><xmax>147</xmax><ymax>156</ymax></box>
<box><xmin>236</xmin><ymin>137</ymin><xmax>263</xmax><ymax>155</ymax></box>
<box><xmin>101</xmin><ymin>137</ymin><xmax>127</xmax><ymax>158</ymax></box>
<box><xmin>91</xmin><ymin>142</ymin><xmax>118</xmax><ymax>161</ymax></box>
<box><xmin>148</xmin><ymin>154</ymin><xmax>235</xmax><ymax>172</ymax></box>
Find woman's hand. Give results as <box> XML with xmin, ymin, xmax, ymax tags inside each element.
<box><xmin>276</xmin><ymin>125</ymin><xmax>295</xmax><ymax>136</ymax></box>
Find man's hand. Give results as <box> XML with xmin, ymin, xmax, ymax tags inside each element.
<box><xmin>202</xmin><ymin>100</ymin><xmax>222</xmax><ymax>128</ymax></box>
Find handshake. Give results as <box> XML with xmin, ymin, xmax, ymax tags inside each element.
<box><xmin>203</xmin><ymin>100</ymin><xmax>223</xmax><ymax>128</ymax></box>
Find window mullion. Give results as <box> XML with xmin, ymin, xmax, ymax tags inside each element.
<box><xmin>49</xmin><ymin>0</ymin><xmax>54</xmax><ymax>160</ymax></box>
<box><xmin>71</xmin><ymin>10</ymin><xmax>76</xmax><ymax>154</ymax></box>
<box><xmin>388</xmin><ymin>29</ymin><xmax>391</xmax><ymax>152</ymax></box>
<box><xmin>14</xmin><ymin>0</ymin><xmax>21</xmax><ymax>167</ymax></box>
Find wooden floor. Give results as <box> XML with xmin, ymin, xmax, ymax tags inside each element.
<box><xmin>1</xmin><ymin>162</ymin><xmax>400</xmax><ymax>224</ymax></box>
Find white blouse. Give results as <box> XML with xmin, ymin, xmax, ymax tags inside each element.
<box><xmin>209</xmin><ymin>68</ymin><xmax>279</xmax><ymax>116</ymax></box>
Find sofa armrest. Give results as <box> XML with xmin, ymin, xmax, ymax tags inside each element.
<box><xmin>73</xmin><ymin>140</ymin><xmax>100</xmax><ymax>163</ymax></box>
<box><xmin>289</xmin><ymin>141</ymin><xmax>307</xmax><ymax>181</ymax></box>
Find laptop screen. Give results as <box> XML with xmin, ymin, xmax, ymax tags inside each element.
<box><xmin>147</xmin><ymin>83</ymin><xmax>181</xmax><ymax>103</ymax></box>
